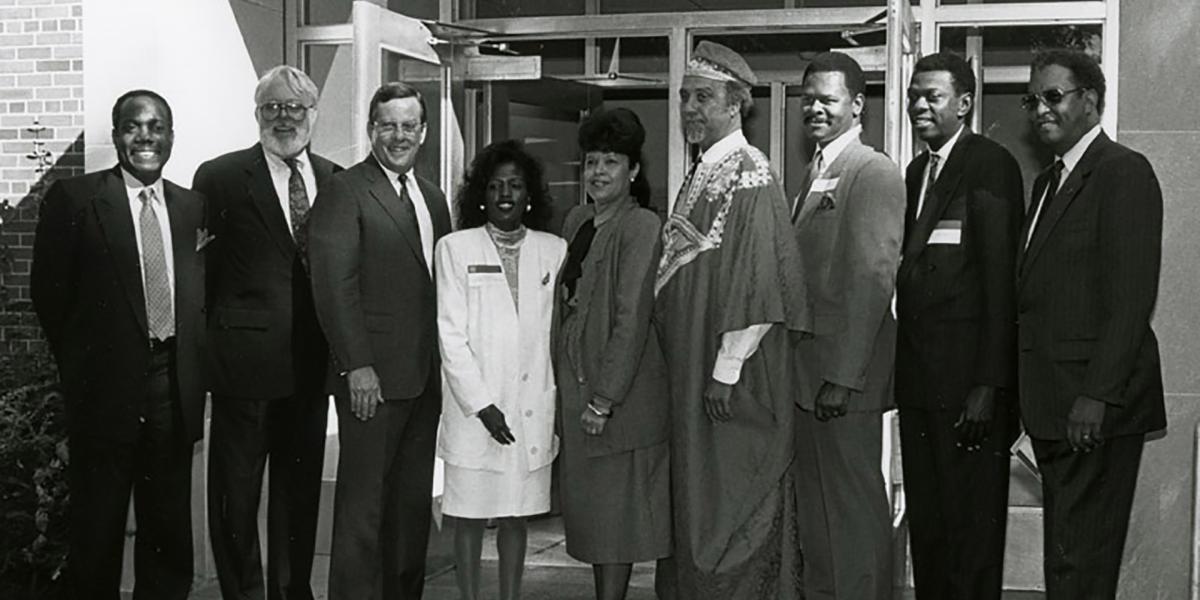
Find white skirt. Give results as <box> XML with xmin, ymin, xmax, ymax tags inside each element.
<box><xmin>442</xmin><ymin>460</ymin><xmax>552</xmax><ymax>519</ymax></box>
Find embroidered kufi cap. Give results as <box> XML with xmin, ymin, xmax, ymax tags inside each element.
<box><xmin>687</xmin><ymin>41</ymin><xmax>758</xmax><ymax>87</ymax></box>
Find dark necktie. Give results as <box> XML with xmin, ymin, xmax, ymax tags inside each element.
<box><xmin>139</xmin><ymin>188</ymin><xmax>174</xmax><ymax>340</ymax></box>
<box><xmin>1027</xmin><ymin>159</ymin><xmax>1065</xmax><ymax>247</ymax></box>
<box><xmin>917</xmin><ymin>153</ymin><xmax>941</xmax><ymax>221</ymax></box>
<box><xmin>284</xmin><ymin>157</ymin><xmax>310</xmax><ymax>251</ymax></box>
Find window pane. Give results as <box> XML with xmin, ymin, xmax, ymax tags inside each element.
<box><xmin>388</xmin><ymin>0</ymin><xmax>439</xmax><ymax>19</ymax></box>
<box><xmin>305</xmin><ymin>0</ymin><xmax>351</xmax><ymax>25</ymax></box>
<box><xmin>695</xmin><ymin>32</ymin><xmax>888</xmax><ymax>79</ymax></box>
<box><xmin>304</xmin><ymin>44</ymin><xmax>358</xmax><ymax>168</ymax></box>
<box><xmin>597</xmin><ymin>37</ymin><xmax>670</xmax><ymax>76</ymax></box>
<box><xmin>462</xmin><ymin>0</ymin><xmax>585</xmax><ymax>18</ymax></box>
<box><xmin>940</xmin><ymin>24</ymin><xmax>1104</xmax><ymax>68</ymax></box>
<box><xmin>505</xmin><ymin>40</ymin><xmax>587</xmax><ymax>76</ymax></box>
<box><xmin>941</xmin><ymin>0</ymin><xmax>1090</xmax><ymax>4</ymax></box>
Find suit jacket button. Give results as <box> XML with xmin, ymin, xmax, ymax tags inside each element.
<box><xmin>525</xmin><ymin>409</ymin><xmax>533</xmax><ymax>417</ymax></box>
<box><xmin>530</xmin><ymin>447</ymin><xmax>538</xmax><ymax>455</ymax></box>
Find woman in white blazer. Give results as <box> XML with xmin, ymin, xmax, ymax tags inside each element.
<box><xmin>435</xmin><ymin>140</ymin><xmax>567</xmax><ymax>600</ymax></box>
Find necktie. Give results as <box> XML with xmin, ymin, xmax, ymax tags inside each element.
<box><xmin>284</xmin><ymin>157</ymin><xmax>310</xmax><ymax>245</ymax></box>
<box><xmin>1026</xmin><ymin>159</ymin><xmax>1065</xmax><ymax>248</ymax></box>
<box><xmin>139</xmin><ymin>188</ymin><xmax>174</xmax><ymax>340</ymax></box>
<box><xmin>791</xmin><ymin>149</ymin><xmax>824</xmax><ymax>223</ymax></box>
<box><xmin>399</xmin><ymin>174</ymin><xmax>433</xmax><ymax>269</ymax></box>
<box><xmin>916</xmin><ymin>153</ymin><xmax>941</xmax><ymax>220</ymax></box>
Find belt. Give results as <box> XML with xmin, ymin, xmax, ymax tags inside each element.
<box><xmin>148</xmin><ymin>337</ymin><xmax>176</xmax><ymax>353</ymax></box>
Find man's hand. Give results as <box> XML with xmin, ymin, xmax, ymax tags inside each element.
<box><xmin>477</xmin><ymin>404</ymin><xmax>516</xmax><ymax>445</ymax></box>
<box><xmin>704</xmin><ymin>379</ymin><xmax>734</xmax><ymax>423</ymax></box>
<box><xmin>954</xmin><ymin>385</ymin><xmax>997</xmax><ymax>452</ymax></box>
<box><xmin>814</xmin><ymin>382</ymin><xmax>851</xmax><ymax>421</ymax></box>
<box><xmin>1067</xmin><ymin>395</ymin><xmax>1106</xmax><ymax>452</ymax></box>
<box><xmin>347</xmin><ymin>366</ymin><xmax>382</xmax><ymax>421</ymax></box>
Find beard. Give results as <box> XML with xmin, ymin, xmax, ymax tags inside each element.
<box><xmin>261</xmin><ymin>128</ymin><xmax>309</xmax><ymax>159</ymax></box>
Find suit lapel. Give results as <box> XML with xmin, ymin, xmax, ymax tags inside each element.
<box><xmin>1019</xmin><ymin>133</ymin><xmax>1110</xmax><ymax>283</ymax></box>
<box><xmin>93</xmin><ymin>167</ymin><xmax>148</xmax><ymax>334</ymax></box>
<box><xmin>901</xmin><ymin>133</ymin><xmax>970</xmax><ymax>277</ymax></box>
<box><xmin>245</xmin><ymin>145</ymin><xmax>296</xmax><ymax>262</ymax></box>
<box><xmin>165</xmin><ymin>181</ymin><xmax>198</xmax><ymax>327</ymax></box>
<box><xmin>516</xmin><ymin>231</ymin><xmax>540</xmax><ymax>335</ymax></box>
<box><xmin>794</xmin><ymin>139</ymin><xmax>862</xmax><ymax>227</ymax></box>
<box><xmin>363</xmin><ymin>157</ymin><xmax>429</xmax><ymax>274</ymax></box>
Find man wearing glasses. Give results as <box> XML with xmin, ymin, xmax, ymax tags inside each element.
<box><xmin>193</xmin><ymin>65</ymin><xmax>341</xmax><ymax>600</ymax></box>
<box><xmin>1018</xmin><ymin>49</ymin><xmax>1165</xmax><ymax>599</ymax></box>
<box><xmin>308</xmin><ymin>82</ymin><xmax>452</xmax><ymax>599</ymax></box>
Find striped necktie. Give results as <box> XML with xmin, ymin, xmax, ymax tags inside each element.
<box><xmin>139</xmin><ymin>187</ymin><xmax>174</xmax><ymax>340</ymax></box>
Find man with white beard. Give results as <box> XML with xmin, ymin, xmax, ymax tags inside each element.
<box><xmin>193</xmin><ymin>65</ymin><xmax>341</xmax><ymax>600</ymax></box>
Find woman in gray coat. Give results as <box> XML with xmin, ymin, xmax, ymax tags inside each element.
<box><xmin>556</xmin><ymin>108</ymin><xmax>673</xmax><ymax>600</ymax></box>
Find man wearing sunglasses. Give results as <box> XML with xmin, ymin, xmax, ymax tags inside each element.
<box><xmin>896</xmin><ymin>52</ymin><xmax>1024</xmax><ymax>600</ymax></box>
<box><xmin>1018</xmin><ymin>49</ymin><xmax>1165</xmax><ymax>600</ymax></box>
<box><xmin>193</xmin><ymin>65</ymin><xmax>341</xmax><ymax>600</ymax></box>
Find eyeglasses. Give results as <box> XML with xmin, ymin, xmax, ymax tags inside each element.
<box><xmin>1020</xmin><ymin>88</ymin><xmax>1086</xmax><ymax>111</ymax></box>
<box><xmin>258</xmin><ymin>101</ymin><xmax>312</xmax><ymax>121</ymax></box>
<box><xmin>371</xmin><ymin>120</ymin><xmax>425</xmax><ymax>137</ymax></box>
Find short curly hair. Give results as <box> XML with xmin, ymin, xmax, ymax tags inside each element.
<box><xmin>1031</xmin><ymin>49</ymin><xmax>1106</xmax><ymax>113</ymax></box>
<box><xmin>457</xmin><ymin>139</ymin><xmax>552</xmax><ymax>231</ymax></box>
<box><xmin>913</xmin><ymin>51</ymin><xmax>977</xmax><ymax>97</ymax></box>
<box><xmin>577</xmin><ymin>107</ymin><xmax>652</xmax><ymax>208</ymax></box>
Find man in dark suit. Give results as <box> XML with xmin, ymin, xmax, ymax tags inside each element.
<box><xmin>308</xmin><ymin>82</ymin><xmax>451</xmax><ymax>599</ymax></box>
<box><xmin>896</xmin><ymin>52</ymin><xmax>1024</xmax><ymax>600</ymax></box>
<box><xmin>791</xmin><ymin>52</ymin><xmax>906</xmax><ymax>600</ymax></box>
<box><xmin>31</xmin><ymin>90</ymin><xmax>205</xmax><ymax>600</ymax></box>
<box><xmin>192</xmin><ymin>65</ymin><xmax>340</xmax><ymax>600</ymax></box>
<box><xmin>1019</xmin><ymin>49</ymin><xmax>1165</xmax><ymax>599</ymax></box>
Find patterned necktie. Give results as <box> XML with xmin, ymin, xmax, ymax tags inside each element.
<box><xmin>284</xmin><ymin>157</ymin><xmax>310</xmax><ymax>242</ymax></box>
<box><xmin>139</xmin><ymin>187</ymin><xmax>174</xmax><ymax>340</ymax></box>
<box><xmin>916</xmin><ymin>153</ymin><xmax>941</xmax><ymax>220</ymax></box>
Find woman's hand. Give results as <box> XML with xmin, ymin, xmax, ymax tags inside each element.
<box><xmin>477</xmin><ymin>404</ymin><xmax>516</xmax><ymax>445</ymax></box>
<box><xmin>580</xmin><ymin>408</ymin><xmax>608</xmax><ymax>436</ymax></box>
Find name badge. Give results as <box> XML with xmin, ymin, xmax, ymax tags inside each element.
<box><xmin>810</xmin><ymin>177</ymin><xmax>839</xmax><ymax>193</ymax></box>
<box><xmin>928</xmin><ymin>220</ymin><xmax>962</xmax><ymax>245</ymax></box>
<box><xmin>468</xmin><ymin>264</ymin><xmax>502</xmax><ymax>273</ymax></box>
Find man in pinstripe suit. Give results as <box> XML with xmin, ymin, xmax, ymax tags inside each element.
<box><xmin>1017</xmin><ymin>49</ymin><xmax>1165</xmax><ymax>599</ymax></box>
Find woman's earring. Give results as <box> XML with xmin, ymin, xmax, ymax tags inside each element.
<box><xmin>478</xmin><ymin>204</ymin><xmax>485</xmax><ymax>211</ymax></box>
<box><xmin>629</xmin><ymin>177</ymin><xmax>635</xmax><ymax>183</ymax></box>
<box><xmin>525</xmin><ymin>204</ymin><xmax>532</xmax><ymax>213</ymax></box>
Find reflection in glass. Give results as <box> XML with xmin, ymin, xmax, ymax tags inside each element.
<box><xmin>304</xmin><ymin>44</ymin><xmax>358</xmax><ymax>168</ymax></box>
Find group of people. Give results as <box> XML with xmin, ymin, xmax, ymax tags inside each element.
<box><xmin>29</xmin><ymin>36</ymin><xmax>1163</xmax><ymax>600</ymax></box>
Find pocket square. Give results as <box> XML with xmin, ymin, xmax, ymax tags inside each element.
<box><xmin>817</xmin><ymin>195</ymin><xmax>836</xmax><ymax>210</ymax></box>
<box><xmin>196</xmin><ymin>228</ymin><xmax>215</xmax><ymax>251</ymax></box>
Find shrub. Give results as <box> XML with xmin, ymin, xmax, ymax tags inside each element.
<box><xmin>0</xmin><ymin>348</ymin><xmax>67</xmax><ymax>600</ymax></box>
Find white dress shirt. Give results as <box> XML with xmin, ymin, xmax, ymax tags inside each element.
<box><xmin>378</xmin><ymin>161</ymin><xmax>435</xmax><ymax>272</ymax></box>
<box><xmin>1025</xmin><ymin>124</ymin><xmax>1103</xmax><ymax>247</ymax></box>
<box><xmin>698</xmin><ymin>129</ymin><xmax>773</xmax><ymax>385</ymax></box>
<box><xmin>121</xmin><ymin>168</ymin><xmax>174</xmax><ymax>304</ymax></box>
<box><xmin>263</xmin><ymin>147</ymin><xmax>318</xmax><ymax>236</ymax></box>
<box><xmin>915</xmin><ymin>125</ymin><xmax>965</xmax><ymax>219</ymax></box>
<box><xmin>812</xmin><ymin>123</ymin><xmax>864</xmax><ymax>178</ymax></box>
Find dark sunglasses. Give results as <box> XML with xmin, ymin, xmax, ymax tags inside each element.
<box><xmin>1020</xmin><ymin>88</ymin><xmax>1086</xmax><ymax>111</ymax></box>
<box><xmin>258</xmin><ymin>101</ymin><xmax>312</xmax><ymax>121</ymax></box>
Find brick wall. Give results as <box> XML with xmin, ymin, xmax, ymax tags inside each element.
<box><xmin>0</xmin><ymin>0</ymin><xmax>84</xmax><ymax>355</ymax></box>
